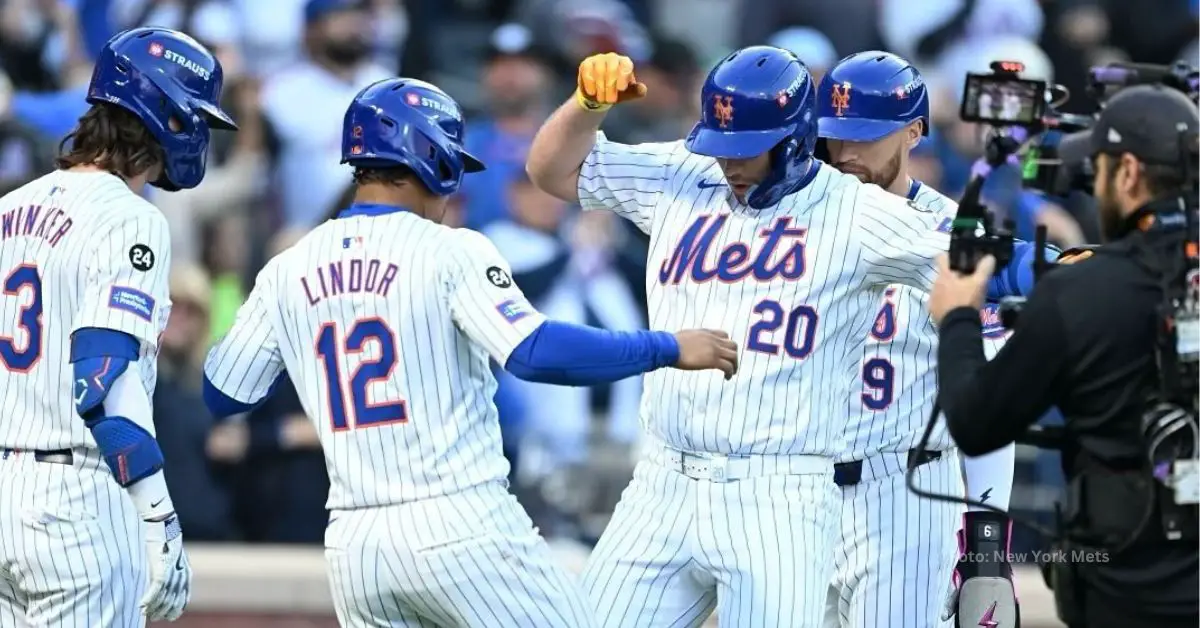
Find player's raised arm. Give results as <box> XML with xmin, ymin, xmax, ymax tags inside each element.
<box><xmin>202</xmin><ymin>264</ymin><xmax>285</xmax><ymax>417</ymax></box>
<box><xmin>526</xmin><ymin>53</ymin><xmax>681</xmax><ymax>234</ymax></box>
<box><xmin>445</xmin><ymin>230</ymin><xmax>739</xmax><ymax>383</ymax></box>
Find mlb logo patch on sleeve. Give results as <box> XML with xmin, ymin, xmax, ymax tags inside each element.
<box><xmin>936</xmin><ymin>217</ymin><xmax>953</xmax><ymax>233</ymax></box>
<box><xmin>109</xmin><ymin>286</ymin><xmax>156</xmax><ymax>322</ymax></box>
<box><xmin>496</xmin><ymin>298</ymin><xmax>531</xmax><ymax>324</ymax></box>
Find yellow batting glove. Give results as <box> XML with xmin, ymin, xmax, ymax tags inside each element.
<box><xmin>576</xmin><ymin>52</ymin><xmax>648</xmax><ymax>113</ymax></box>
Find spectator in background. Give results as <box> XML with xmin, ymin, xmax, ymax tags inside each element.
<box><xmin>879</xmin><ymin>0</ymin><xmax>1044</xmax><ymax>68</ymax></box>
<box><xmin>231</xmin><ymin>0</ymin><xmax>405</xmax><ymax>78</ymax></box>
<box><xmin>201</xmin><ymin>209</ymin><xmax>251</xmax><ymax>339</ymax></box>
<box><xmin>736</xmin><ymin>0</ymin><xmax>881</xmax><ymax>63</ymax></box>
<box><xmin>260</xmin><ymin>0</ymin><xmax>391</xmax><ymax>230</ymax></box>
<box><xmin>109</xmin><ymin>0</ymin><xmax>241</xmax><ymax>58</ymax></box>
<box><xmin>0</xmin><ymin>0</ymin><xmax>68</xmax><ymax>90</ymax></box>
<box><xmin>228</xmin><ymin>0</ymin><xmax>309</xmax><ymax>76</ymax></box>
<box><xmin>520</xmin><ymin>0</ymin><xmax>650</xmax><ymax>70</ymax></box>
<box><xmin>0</xmin><ymin>68</ymin><xmax>53</xmax><ymax>195</ymax></box>
<box><xmin>8</xmin><ymin>0</ymin><xmax>94</xmax><ymax>142</ymax></box>
<box><xmin>153</xmin><ymin>264</ymin><xmax>235</xmax><ymax>541</ymax></box>
<box><xmin>767</xmin><ymin>26</ymin><xmax>838</xmax><ymax>82</ymax></box>
<box><xmin>460</xmin><ymin>22</ymin><xmax>552</xmax><ymax>230</ymax></box>
<box><xmin>602</xmin><ymin>32</ymin><xmax>700</xmax><ymax>145</ymax></box>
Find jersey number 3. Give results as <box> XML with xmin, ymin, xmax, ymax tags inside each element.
<box><xmin>0</xmin><ymin>264</ymin><xmax>42</xmax><ymax>372</ymax></box>
<box><xmin>315</xmin><ymin>318</ymin><xmax>408</xmax><ymax>431</ymax></box>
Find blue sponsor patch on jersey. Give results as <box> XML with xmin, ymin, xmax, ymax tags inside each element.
<box><xmin>936</xmin><ymin>216</ymin><xmax>953</xmax><ymax>233</ymax></box>
<box><xmin>980</xmin><ymin>303</ymin><xmax>1007</xmax><ymax>338</ymax></box>
<box><xmin>108</xmin><ymin>286</ymin><xmax>155</xmax><ymax>322</ymax></box>
<box><xmin>496</xmin><ymin>298</ymin><xmax>530</xmax><ymax>324</ymax></box>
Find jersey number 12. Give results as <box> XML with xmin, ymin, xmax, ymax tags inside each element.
<box><xmin>315</xmin><ymin>317</ymin><xmax>409</xmax><ymax>431</ymax></box>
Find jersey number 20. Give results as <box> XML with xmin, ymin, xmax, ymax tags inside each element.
<box><xmin>0</xmin><ymin>264</ymin><xmax>42</xmax><ymax>372</ymax></box>
<box><xmin>315</xmin><ymin>318</ymin><xmax>408</xmax><ymax>431</ymax></box>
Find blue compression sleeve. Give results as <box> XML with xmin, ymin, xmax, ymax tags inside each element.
<box><xmin>69</xmin><ymin>328</ymin><xmax>162</xmax><ymax>487</ymax></box>
<box><xmin>70</xmin><ymin>328</ymin><xmax>138</xmax><ymax>415</ymax></box>
<box><xmin>505</xmin><ymin>321</ymin><xmax>680</xmax><ymax>386</ymax></box>
<box><xmin>986</xmin><ymin>241</ymin><xmax>1060</xmax><ymax>300</ymax></box>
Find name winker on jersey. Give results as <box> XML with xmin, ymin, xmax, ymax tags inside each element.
<box><xmin>1</xmin><ymin>203</ymin><xmax>76</xmax><ymax>247</ymax></box>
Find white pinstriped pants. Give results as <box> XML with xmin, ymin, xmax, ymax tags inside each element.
<box><xmin>823</xmin><ymin>451</ymin><xmax>964</xmax><ymax>628</ymax></box>
<box><xmin>0</xmin><ymin>448</ymin><xmax>148</xmax><ymax>628</ymax></box>
<box><xmin>324</xmin><ymin>480</ymin><xmax>596</xmax><ymax>627</ymax></box>
<box><xmin>582</xmin><ymin>447</ymin><xmax>839</xmax><ymax>628</ymax></box>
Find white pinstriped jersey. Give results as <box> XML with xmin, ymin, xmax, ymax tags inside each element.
<box><xmin>841</xmin><ymin>182</ymin><xmax>1011</xmax><ymax>460</ymax></box>
<box><xmin>579</xmin><ymin>133</ymin><xmax>950</xmax><ymax>457</ymax></box>
<box><xmin>0</xmin><ymin>170</ymin><xmax>171</xmax><ymax>450</ymax></box>
<box><xmin>203</xmin><ymin>210</ymin><xmax>548</xmax><ymax>510</ymax></box>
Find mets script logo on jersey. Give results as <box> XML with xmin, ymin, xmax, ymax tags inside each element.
<box><xmin>713</xmin><ymin>95</ymin><xmax>734</xmax><ymax>128</ymax></box>
<box><xmin>148</xmin><ymin>41</ymin><xmax>212</xmax><ymax>80</ymax></box>
<box><xmin>831</xmin><ymin>83</ymin><xmax>852</xmax><ymax>116</ymax></box>
<box><xmin>980</xmin><ymin>303</ymin><xmax>1008</xmax><ymax>338</ymax></box>
<box><xmin>658</xmin><ymin>214</ymin><xmax>807</xmax><ymax>284</ymax></box>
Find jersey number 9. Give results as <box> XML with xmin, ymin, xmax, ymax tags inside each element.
<box><xmin>315</xmin><ymin>317</ymin><xmax>409</xmax><ymax>431</ymax></box>
<box><xmin>0</xmin><ymin>264</ymin><xmax>42</xmax><ymax>373</ymax></box>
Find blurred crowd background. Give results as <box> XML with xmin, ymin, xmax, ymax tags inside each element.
<box><xmin>1</xmin><ymin>0</ymin><xmax>1196</xmax><ymax>553</ymax></box>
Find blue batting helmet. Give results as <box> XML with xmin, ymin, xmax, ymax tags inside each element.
<box><xmin>816</xmin><ymin>51</ymin><xmax>929</xmax><ymax>143</ymax></box>
<box><xmin>685</xmin><ymin>46</ymin><xmax>818</xmax><ymax>209</ymax></box>
<box><xmin>341</xmin><ymin>78</ymin><xmax>485</xmax><ymax>196</ymax></box>
<box><xmin>87</xmin><ymin>27</ymin><xmax>237</xmax><ymax>191</ymax></box>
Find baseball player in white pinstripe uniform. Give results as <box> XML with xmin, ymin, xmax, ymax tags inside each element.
<box><xmin>816</xmin><ymin>52</ymin><xmax>1036</xmax><ymax>628</ymax></box>
<box><xmin>0</xmin><ymin>28</ymin><xmax>237</xmax><ymax>627</ymax></box>
<box><xmin>526</xmin><ymin>47</ymin><xmax>986</xmax><ymax>628</ymax></box>
<box><xmin>201</xmin><ymin>78</ymin><xmax>738</xmax><ymax>628</ymax></box>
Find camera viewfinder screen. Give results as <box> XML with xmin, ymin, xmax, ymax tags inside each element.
<box><xmin>961</xmin><ymin>74</ymin><xmax>1045</xmax><ymax>125</ymax></box>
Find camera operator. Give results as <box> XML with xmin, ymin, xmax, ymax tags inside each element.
<box><xmin>928</xmin><ymin>83</ymin><xmax>1199</xmax><ymax>628</ymax></box>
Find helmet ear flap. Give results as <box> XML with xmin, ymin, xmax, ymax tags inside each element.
<box><xmin>773</xmin><ymin>136</ymin><xmax>799</xmax><ymax>166</ymax></box>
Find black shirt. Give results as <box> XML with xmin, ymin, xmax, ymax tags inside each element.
<box><xmin>937</xmin><ymin>232</ymin><xmax>1160</xmax><ymax>467</ymax></box>
<box><xmin>937</xmin><ymin>205</ymin><xmax>1198</xmax><ymax>615</ymax></box>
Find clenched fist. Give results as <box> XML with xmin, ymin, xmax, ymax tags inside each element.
<box><xmin>576</xmin><ymin>53</ymin><xmax>648</xmax><ymax>112</ymax></box>
<box><xmin>673</xmin><ymin>330</ymin><xmax>739</xmax><ymax>380</ymax></box>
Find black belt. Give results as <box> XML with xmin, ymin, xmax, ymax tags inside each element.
<box><xmin>1</xmin><ymin>448</ymin><xmax>74</xmax><ymax>465</ymax></box>
<box><xmin>833</xmin><ymin>449</ymin><xmax>941</xmax><ymax>487</ymax></box>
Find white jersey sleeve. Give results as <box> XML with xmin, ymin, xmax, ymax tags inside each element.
<box><xmin>577</xmin><ymin>132</ymin><xmax>687</xmax><ymax>234</ymax></box>
<box><xmin>852</xmin><ymin>188</ymin><xmax>948</xmax><ymax>292</ymax></box>
<box><xmin>444</xmin><ymin>230</ymin><xmax>548</xmax><ymax>364</ymax></box>
<box><xmin>71</xmin><ymin>210</ymin><xmax>172</xmax><ymax>348</ymax></box>
<box><xmin>203</xmin><ymin>264</ymin><xmax>285</xmax><ymax>405</ymax></box>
